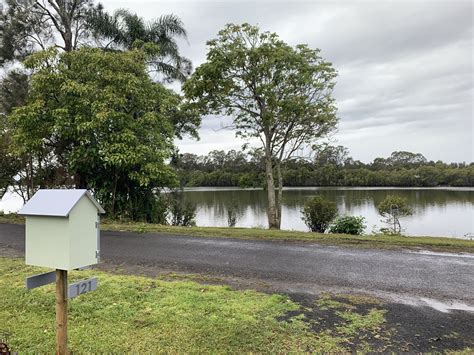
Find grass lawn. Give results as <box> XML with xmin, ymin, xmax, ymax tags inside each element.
<box><xmin>1</xmin><ymin>213</ymin><xmax>473</xmax><ymax>253</ymax></box>
<box><xmin>0</xmin><ymin>257</ymin><xmax>346</xmax><ymax>352</ymax></box>
<box><xmin>3</xmin><ymin>257</ymin><xmax>472</xmax><ymax>353</ymax></box>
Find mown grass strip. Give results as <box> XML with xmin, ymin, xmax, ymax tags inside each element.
<box><xmin>102</xmin><ymin>221</ymin><xmax>474</xmax><ymax>253</ymax></box>
<box><xmin>1</xmin><ymin>213</ymin><xmax>473</xmax><ymax>253</ymax></box>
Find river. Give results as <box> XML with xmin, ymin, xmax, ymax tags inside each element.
<box><xmin>179</xmin><ymin>187</ymin><xmax>474</xmax><ymax>238</ymax></box>
<box><xmin>2</xmin><ymin>187</ymin><xmax>473</xmax><ymax>238</ymax></box>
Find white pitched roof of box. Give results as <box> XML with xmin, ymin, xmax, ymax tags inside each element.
<box><xmin>18</xmin><ymin>189</ymin><xmax>105</xmax><ymax>217</ymax></box>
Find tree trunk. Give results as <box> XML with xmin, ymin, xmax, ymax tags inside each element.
<box><xmin>74</xmin><ymin>172</ymin><xmax>87</xmax><ymax>189</ymax></box>
<box><xmin>111</xmin><ymin>173</ymin><xmax>118</xmax><ymax>217</ymax></box>
<box><xmin>275</xmin><ymin>160</ymin><xmax>283</xmax><ymax>229</ymax></box>
<box><xmin>27</xmin><ymin>156</ymin><xmax>34</xmax><ymax>199</ymax></box>
<box><xmin>264</xmin><ymin>147</ymin><xmax>279</xmax><ymax>229</ymax></box>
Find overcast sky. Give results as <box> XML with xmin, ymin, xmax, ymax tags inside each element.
<box><xmin>103</xmin><ymin>0</ymin><xmax>473</xmax><ymax>163</ymax></box>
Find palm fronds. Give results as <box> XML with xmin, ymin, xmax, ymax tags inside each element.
<box><xmin>88</xmin><ymin>8</ymin><xmax>191</xmax><ymax>82</ymax></box>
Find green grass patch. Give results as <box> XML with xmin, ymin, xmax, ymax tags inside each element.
<box><xmin>0</xmin><ymin>257</ymin><xmax>345</xmax><ymax>353</ymax></box>
<box><xmin>1</xmin><ymin>213</ymin><xmax>473</xmax><ymax>253</ymax></box>
<box><xmin>315</xmin><ymin>292</ymin><xmax>355</xmax><ymax>310</ymax></box>
<box><xmin>335</xmin><ymin>308</ymin><xmax>387</xmax><ymax>336</ymax></box>
<box><xmin>338</xmin><ymin>293</ymin><xmax>383</xmax><ymax>305</ymax></box>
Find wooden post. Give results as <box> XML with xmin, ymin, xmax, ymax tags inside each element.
<box><xmin>55</xmin><ymin>269</ymin><xmax>68</xmax><ymax>355</ymax></box>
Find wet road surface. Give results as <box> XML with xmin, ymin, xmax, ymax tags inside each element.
<box><xmin>0</xmin><ymin>223</ymin><xmax>472</xmax><ymax>304</ymax></box>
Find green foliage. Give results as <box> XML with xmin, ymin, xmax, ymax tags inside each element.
<box><xmin>168</xmin><ymin>192</ymin><xmax>197</xmax><ymax>227</ymax></box>
<box><xmin>377</xmin><ymin>195</ymin><xmax>413</xmax><ymax>234</ymax></box>
<box><xmin>88</xmin><ymin>9</ymin><xmax>191</xmax><ymax>83</ymax></box>
<box><xmin>174</xmin><ymin>148</ymin><xmax>474</xmax><ymax>188</ymax></box>
<box><xmin>7</xmin><ymin>47</ymin><xmax>197</xmax><ymax>218</ymax></box>
<box><xmin>377</xmin><ymin>195</ymin><xmax>413</xmax><ymax>217</ymax></box>
<box><xmin>183</xmin><ymin>23</ymin><xmax>337</xmax><ymax>144</ymax></box>
<box><xmin>0</xmin><ymin>0</ymin><xmax>98</xmax><ymax>63</ymax></box>
<box><xmin>0</xmin><ymin>70</ymin><xmax>30</xmax><ymax>198</ymax></box>
<box><xmin>0</xmin><ymin>1</ymin><xmax>197</xmax><ymax>206</ymax></box>
<box><xmin>0</xmin><ymin>70</ymin><xmax>29</xmax><ymax>115</ymax></box>
<box><xmin>0</xmin><ymin>119</ymin><xmax>21</xmax><ymax>198</ymax></box>
<box><xmin>184</xmin><ymin>23</ymin><xmax>338</xmax><ymax>229</ymax></box>
<box><xmin>329</xmin><ymin>216</ymin><xmax>366</xmax><ymax>235</ymax></box>
<box><xmin>0</xmin><ymin>1</ymin><xmax>190</xmax><ymax>84</ymax></box>
<box><xmin>301</xmin><ymin>196</ymin><xmax>338</xmax><ymax>232</ymax></box>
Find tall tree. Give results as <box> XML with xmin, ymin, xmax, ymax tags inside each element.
<box><xmin>0</xmin><ymin>69</ymin><xmax>36</xmax><ymax>200</ymax></box>
<box><xmin>87</xmin><ymin>8</ymin><xmax>192</xmax><ymax>82</ymax></box>
<box><xmin>184</xmin><ymin>23</ymin><xmax>337</xmax><ymax>229</ymax></box>
<box><xmin>0</xmin><ymin>0</ymin><xmax>101</xmax><ymax>199</ymax></box>
<box><xmin>0</xmin><ymin>0</ymin><xmax>97</xmax><ymax>63</ymax></box>
<box><xmin>1</xmin><ymin>1</ymin><xmax>197</xmax><ymax>204</ymax></box>
<box><xmin>0</xmin><ymin>69</ymin><xmax>29</xmax><ymax>115</ymax></box>
<box><xmin>1</xmin><ymin>1</ymin><xmax>191</xmax><ymax>80</ymax></box>
<box><xmin>0</xmin><ymin>115</ymin><xmax>21</xmax><ymax>198</ymax></box>
<box><xmin>7</xmin><ymin>47</ymin><xmax>198</xmax><ymax>218</ymax></box>
<box><xmin>387</xmin><ymin>151</ymin><xmax>427</xmax><ymax>168</ymax></box>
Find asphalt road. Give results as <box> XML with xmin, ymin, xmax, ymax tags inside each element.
<box><xmin>1</xmin><ymin>223</ymin><xmax>473</xmax><ymax>304</ymax></box>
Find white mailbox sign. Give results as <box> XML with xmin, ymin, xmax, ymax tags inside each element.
<box><xmin>19</xmin><ymin>189</ymin><xmax>105</xmax><ymax>271</ymax></box>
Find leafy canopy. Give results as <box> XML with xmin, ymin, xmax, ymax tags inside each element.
<box><xmin>0</xmin><ymin>0</ymin><xmax>98</xmax><ymax>63</ymax></box>
<box><xmin>88</xmin><ymin>8</ymin><xmax>192</xmax><ymax>82</ymax></box>
<box><xmin>377</xmin><ymin>195</ymin><xmax>413</xmax><ymax>218</ymax></box>
<box><xmin>0</xmin><ymin>1</ymin><xmax>191</xmax><ymax>83</ymax></box>
<box><xmin>377</xmin><ymin>195</ymin><xmax>413</xmax><ymax>235</ymax></box>
<box><xmin>184</xmin><ymin>23</ymin><xmax>337</xmax><ymax>229</ymax></box>
<box><xmin>183</xmin><ymin>23</ymin><xmax>337</xmax><ymax>159</ymax></box>
<box><xmin>7</xmin><ymin>47</ymin><xmax>192</xmax><ymax>215</ymax></box>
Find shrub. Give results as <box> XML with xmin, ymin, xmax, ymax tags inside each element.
<box><xmin>329</xmin><ymin>216</ymin><xmax>366</xmax><ymax>235</ymax></box>
<box><xmin>377</xmin><ymin>195</ymin><xmax>413</xmax><ymax>234</ymax></box>
<box><xmin>301</xmin><ymin>196</ymin><xmax>338</xmax><ymax>232</ymax></box>
<box><xmin>168</xmin><ymin>192</ymin><xmax>196</xmax><ymax>227</ymax></box>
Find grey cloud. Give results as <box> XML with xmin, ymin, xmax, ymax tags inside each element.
<box><xmin>102</xmin><ymin>0</ymin><xmax>472</xmax><ymax>162</ymax></box>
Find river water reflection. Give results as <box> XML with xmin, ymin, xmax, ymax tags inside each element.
<box><xmin>180</xmin><ymin>187</ymin><xmax>474</xmax><ymax>238</ymax></box>
<box><xmin>1</xmin><ymin>186</ymin><xmax>473</xmax><ymax>238</ymax></box>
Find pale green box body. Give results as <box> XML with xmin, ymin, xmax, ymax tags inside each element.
<box><xmin>25</xmin><ymin>195</ymin><xmax>100</xmax><ymax>270</ymax></box>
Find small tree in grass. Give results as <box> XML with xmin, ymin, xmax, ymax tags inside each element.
<box><xmin>377</xmin><ymin>195</ymin><xmax>413</xmax><ymax>234</ymax></box>
<box><xmin>301</xmin><ymin>196</ymin><xmax>338</xmax><ymax>232</ymax></box>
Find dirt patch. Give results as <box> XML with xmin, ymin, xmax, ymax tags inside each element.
<box><xmin>283</xmin><ymin>293</ymin><xmax>474</xmax><ymax>353</ymax></box>
<box><xmin>383</xmin><ymin>302</ymin><xmax>474</xmax><ymax>352</ymax></box>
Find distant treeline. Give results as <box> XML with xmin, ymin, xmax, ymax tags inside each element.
<box><xmin>171</xmin><ymin>147</ymin><xmax>474</xmax><ymax>187</ymax></box>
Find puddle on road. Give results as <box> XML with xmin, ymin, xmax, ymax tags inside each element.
<box><xmin>419</xmin><ymin>298</ymin><xmax>474</xmax><ymax>313</ymax></box>
<box><xmin>392</xmin><ymin>295</ymin><xmax>474</xmax><ymax>313</ymax></box>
